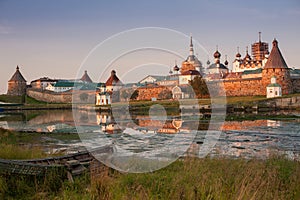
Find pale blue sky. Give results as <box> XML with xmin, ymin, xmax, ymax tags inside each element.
<box><xmin>1</xmin><ymin>0</ymin><xmax>300</xmax><ymax>93</ymax></box>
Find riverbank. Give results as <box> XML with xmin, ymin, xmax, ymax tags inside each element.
<box><xmin>1</xmin><ymin>93</ymin><xmax>300</xmax><ymax>113</ymax></box>
<box><xmin>0</xmin><ymin>156</ymin><xmax>299</xmax><ymax>199</ymax></box>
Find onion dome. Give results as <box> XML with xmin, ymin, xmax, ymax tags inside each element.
<box><xmin>236</xmin><ymin>47</ymin><xmax>241</xmax><ymax>58</ymax></box>
<box><xmin>245</xmin><ymin>53</ymin><xmax>251</xmax><ymax>60</ymax></box>
<box><xmin>173</xmin><ymin>65</ymin><xmax>179</xmax><ymax>71</ymax></box>
<box><xmin>244</xmin><ymin>46</ymin><xmax>251</xmax><ymax>60</ymax></box>
<box><xmin>224</xmin><ymin>55</ymin><xmax>229</xmax><ymax>66</ymax></box>
<box><xmin>224</xmin><ymin>60</ymin><xmax>228</xmax><ymax>66</ymax></box>
<box><xmin>213</xmin><ymin>50</ymin><xmax>221</xmax><ymax>59</ymax></box>
<box><xmin>206</xmin><ymin>60</ymin><xmax>210</xmax><ymax>65</ymax></box>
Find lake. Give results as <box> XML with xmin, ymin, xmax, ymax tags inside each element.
<box><xmin>1</xmin><ymin>109</ymin><xmax>300</xmax><ymax>161</ymax></box>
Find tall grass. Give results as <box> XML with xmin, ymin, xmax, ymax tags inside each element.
<box><xmin>0</xmin><ymin>157</ymin><xmax>299</xmax><ymax>199</ymax></box>
<box><xmin>0</xmin><ymin>144</ymin><xmax>46</xmax><ymax>159</ymax></box>
<box><xmin>90</xmin><ymin>157</ymin><xmax>300</xmax><ymax>200</ymax></box>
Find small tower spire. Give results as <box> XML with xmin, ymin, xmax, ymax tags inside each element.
<box><xmin>259</xmin><ymin>31</ymin><xmax>262</xmax><ymax>42</ymax></box>
<box><xmin>189</xmin><ymin>35</ymin><xmax>194</xmax><ymax>56</ymax></box>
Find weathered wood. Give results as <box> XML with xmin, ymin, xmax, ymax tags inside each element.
<box><xmin>0</xmin><ymin>146</ymin><xmax>113</xmax><ymax>176</ymax></box>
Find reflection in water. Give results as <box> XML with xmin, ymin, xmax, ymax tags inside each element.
<box><xmin>0</xmin><ymin>110</ymin><xmax>299</xmax><ymax>160</ymax></box>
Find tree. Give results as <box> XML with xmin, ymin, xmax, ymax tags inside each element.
<box><xmin>189</xmin><ymin>76</ymin><xmax>210</xmax><ymax>98</ymax></box>
<box><xmin>158</xmin><ymin>89</ymin><xmax>173</xmax><ymax>100</ymax></box>
<box><xmin>130</xmin><ymin>90</ymin><xmax>139</xmax><ymax>100</ymax></box>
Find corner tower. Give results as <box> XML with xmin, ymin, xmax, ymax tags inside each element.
<box><xmin>7</xmin><ymin>66</ymin><xmax>27</xmax><ymax>96</ymax></box>
<box><xmin>262</xmin><ymin>39</ymin><xmax>292</xmax><ymax>95</ymax></box>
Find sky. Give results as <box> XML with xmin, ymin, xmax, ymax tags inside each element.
<box><xmin>1</xmin><ymin>0</ymin><xmax>300</xmax><ymax>94</ymax></box>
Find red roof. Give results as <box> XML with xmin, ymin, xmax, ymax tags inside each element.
<box><xmin>105</xmin><ymin>70</ymin><xmax>122</xmax><ymax>86</ymax></box>
<box><xmin>264</xmin><ymin>39</ymin><xmax>288</xmax><ymax>69</ymax></box>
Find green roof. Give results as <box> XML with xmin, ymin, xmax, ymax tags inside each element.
<box><xmin>267</xmin><ymin>83</ymin><xmax>281</xmax><ymax>87</ymax></box>
<box><xmin>79</xmin><ymin>83</ymin><xmax>97</xmax><ymax>90</ymax></box>
<box><xmin>97</xmin><ymin>83</ymin><xmax>106</xmax><ymax>87</ymax></box>
<box><xmin>54</xmin><ymin>82</ymin><xmax>75</xmax><ymax>87</ymax></box>
<box><xmin>242</xmin><ymin>68</ymin><xmax>262</xmax><ymax>75</ymax></box>
<box><xmin>290</xmin><ymin>69</ymin><xmax>300</xmax><ymax>74</ymax></box>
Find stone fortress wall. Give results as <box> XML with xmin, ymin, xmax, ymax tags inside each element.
<box><xmin>133</xmin><ymin>78</ymin><xmax>300</xmax><ymax>100</ymax></box>
<box><xmin>27</xmin><ymin>88</ymin><xmax>96</xmax><ymax>104</ymax></box>
<box><xmin>27</xmin><ymin>88</ymin><xmax>73</xmax><ymax>103</ymax></box>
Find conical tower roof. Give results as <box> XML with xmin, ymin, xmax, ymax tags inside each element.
<box><xmin>264</xmin><ymin>39</ymin><xmax>288</xmax><ymax>69</ymax></box>
<box><xmin>9</xmin><ymin>66</ymin><xmax>26</xmax><ymax>82</ymax></box>
<box><xmin>105</xmin><ymin>70</ymin><xmax>122</xmax><ymax>86</ymax></box>
<box><xmin>80</xmin><ymin>70</ymin><xmax>93</xmax><ymax>83</ymax></box>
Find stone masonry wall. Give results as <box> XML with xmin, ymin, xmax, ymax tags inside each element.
<box><xmin>27</xmin><ymin>88</ymin><xmax>96</xmax><ymax>104</ymax></box>
<box><xmin>7</xmin><ymin>81</ymin><xmax>27</xmax><ymax>96</ymax></box>
<box><xmin>206</xmin><ymin>78</ymin><xmax>265</xmax><ymax>97</ymax></box>
<box><xmin>136</xmin><ymin>85</ymin><xmax>172</xmax><ymax>100</ymax></box>
<box><xmin>223</xmin><ymin>79</ymin><xmax>265</xmax><ymax>96</ymax></box>
<box><xmin>27</xmin><ymin>88</ymin><xmax>72</xmax><ymax>103</ymax></box>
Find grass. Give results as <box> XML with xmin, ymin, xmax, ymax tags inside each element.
<box><xmin>0</xmin><ymin>128</ymin><xmax>49</xmax><ymax>159</ymax></box>
<box><xmin>226</xmin><ymin>113</ymin><xmax>300</xmax><ymax>121</ymax></box>
<box><xmin>25</xmin><ymin>95</ymin><xmax>47</xmax><ymax>105</ymax></box>
<box><xmin>0</xmin><ymin>128</ymin><xmax>79</xmax><ymax>159</ymax></box>
<box><xmin>0</xmin><ymin>157</ymin><xmax>299</xmax><ymax>199</ymax></box>
<box><xmin>0</xmin><ymin>94</ymin><xmax>22</xmax><ymax>103</ymax></box>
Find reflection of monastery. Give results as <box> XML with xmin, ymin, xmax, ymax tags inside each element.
<box><xmin>7</xmin><ymin>33</ymin><xmax>300</xmax><ymax>104</ymax></box>
<box><xmin>96</xmin><ymin>114</ymin><xmax>194</xmax><ymax>134</ymax></box>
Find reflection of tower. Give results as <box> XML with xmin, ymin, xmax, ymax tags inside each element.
<box><xmin>97</xmin><ymin>113</ymin><xmax>122</xmax><ymax>134</ymax></box>
<box><xmin>7</xmin><ymin>66</ymin><xmax>27</xmax><ymax>96</ymax></box>
<box><xmin>172</xmin><ymin>119</ymin><xmax>182</xmax><ymax>130</ymax></box>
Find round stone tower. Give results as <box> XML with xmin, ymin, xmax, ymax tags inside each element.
<box><xmin>262</xmin><ymin>39</ymin><xmax>293</xmax><ymax>95</ymax></box>
<box><xmin>7</xmin><ymin>66</ymin><xmax>27</xmax><ymax>96</ymax></box>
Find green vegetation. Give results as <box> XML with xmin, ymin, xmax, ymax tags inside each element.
<box><xmin>226</xmin><ymin>113</ymin><xmax>300</xmax><ymax>121</ymax></box>
<box><xmin>0</xmin><ymin>157</ymin><xmax>299</xmax><ymax>199</ymax></box>
<box><xmin>190</xmin><ymin>76</ymin><xmax>210</xmax><ymax>98</ymax></box>
<box><xmin>0</xmin><ymin>128</ymin><xmax>47</xmax><ymax>159</ymax></box>
<box><xmin>0</xmin><ymin>128</ymin><xmax>79</xmax><ymax>159</ymax></box>
<box><xmin>0</xmin><ymin>94</ymin><xmax>22</xmax><ymax>103</ymax></box>
<box><xmin>127</xmin><ymin>100</ymin><xmax>180</xmax><ymax>115</ymax></box>
<box><xmin>25</xmin><ymin>95</ymin><xmax>47</xmax><ymax>105</ymax></box>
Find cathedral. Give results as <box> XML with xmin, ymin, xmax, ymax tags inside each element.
<box><xmin>130</xmin><ymin>34</ymin><xmax>300</xmax><ymax>101</ymax></box>
<box><xmin>7</xmin><ymin>34</ymin><xmax>300</xmax><ymax>104</ymax></box>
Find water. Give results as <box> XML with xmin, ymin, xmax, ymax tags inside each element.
<box><xmin>0</xmin><ymin>109</ymin><xmax>300</xmax><ymax>160</ymax></box>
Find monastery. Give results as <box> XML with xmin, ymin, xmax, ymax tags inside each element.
<box><xmin>7</xmin><ymin>34</ymin><xmax>300</xmax><ymax>104</ymax></box>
